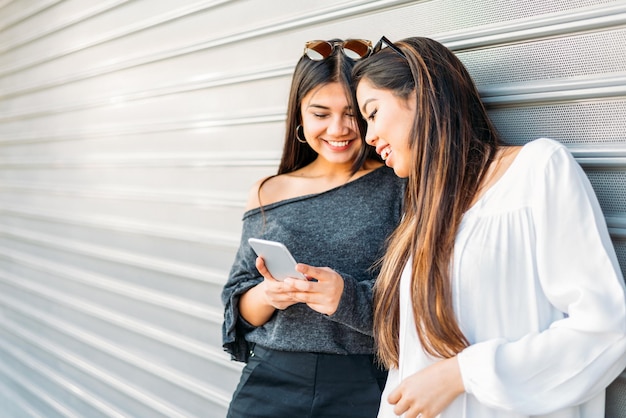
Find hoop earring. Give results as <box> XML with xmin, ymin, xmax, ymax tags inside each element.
<box><xmin>295</xmin><ymin>125</ymin><xmax>307</xmax><ymax>143</ymax></box>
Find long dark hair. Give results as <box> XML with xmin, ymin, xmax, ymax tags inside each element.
<box><xmin>260</xmin><ymin>39</ymin><xmax>379</xmax><ymax>196</ymax></box>
<box><xmin>352</xmin><ymin>37</ymin><xmax>502</xmax><ymax>366</ymax></box>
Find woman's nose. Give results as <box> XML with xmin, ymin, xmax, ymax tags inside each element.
<box><xmin>365</xmin><ymin>130</ymin><xmax>377</xmax><ymax>146</ymax></box>
<box><xmin>327</xmin><ymin>117</ymin><xmax>349</xmax><ymax>136</ymax></box>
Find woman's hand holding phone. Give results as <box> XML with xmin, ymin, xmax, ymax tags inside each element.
<box><xmin>249</xmin><ymin>238</ymin><xmax>345</xmax><ymax>316</ymax></box>
<box><xmin>238</xmin><ymin>256</ymin><xmax>302</xmax><ymax>326</ymax></box>
<box><xmin>284</xmin><ymin>263</ymin><xmax>345</xmax><ymax>316</ymax></box>
<box><xmin>254</xmin><ymin>256</ymin><xmax>302</xmax><ymax>311</ymax></box>
<box><xmin>254</xmin><ymin>254</ymin><xmax>345</xmax><ymax>316</ymax></box>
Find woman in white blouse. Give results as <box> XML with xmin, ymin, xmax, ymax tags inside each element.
<box><xmin>352</xmin><ymin>36</ymin><xmax>626</xmax><ymax>418</ymax></box>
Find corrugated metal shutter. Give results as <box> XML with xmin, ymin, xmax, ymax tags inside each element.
<box><xmin>0</xmin><ymin>1</ymin><xmax>623</xmax><ymax>417</ymax></box>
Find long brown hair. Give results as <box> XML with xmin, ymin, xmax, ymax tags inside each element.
<box><xmin>258</xmin><ymin>39</ymin><xmax>380</xmax><ymax>197</ymax></box>
<box><xmin>352</xmin><ymin>37</ymin><xmax>502</xmax><ymax>366</ymax></box>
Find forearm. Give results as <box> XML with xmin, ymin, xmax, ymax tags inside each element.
<box><xmin>239</xmin><ymin>282</ymin><xmax>276</xmax><ymax>326</ymax></box>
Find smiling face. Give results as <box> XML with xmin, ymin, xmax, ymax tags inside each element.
<box><xmin>356</xmin><ymin>78</ymin><xmax>416</xmax><ymax>178</ymax></box>
<box><xmin>300</xmin><ymin>82</ymin><xmax>362</xmax><ymax>166</ymax></box>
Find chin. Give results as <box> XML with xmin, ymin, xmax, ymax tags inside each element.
<box><xmin>392</xmin><ymin>166</ymin><xmax>410</xmax><ymax>178</ymax></box>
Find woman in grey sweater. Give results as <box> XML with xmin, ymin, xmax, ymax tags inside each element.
<box><xmin>222</xmin><ymin>39</ymin><xmax>405</xmax><ymax>418</ymax></box>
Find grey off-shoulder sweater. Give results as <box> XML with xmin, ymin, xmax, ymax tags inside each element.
<box><xmin>221</xmin><ymin>166</ymin><xmax>406</xmax><ymax>362</ymax></box>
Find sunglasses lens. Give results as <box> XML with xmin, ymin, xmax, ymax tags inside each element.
<box><xmin>305</xmin><ymin>41</ymin><xmax>333</xmax><ymax>61</ymax></box>
<box><xmin>372</xmin><ymin>39</ymin><xmax>383</xmax><ymax>54</ymax></box>
<box><xmin>343</xmin><ymin>40</ymin><xmax>372</xmax><ymax>59</ymax></box>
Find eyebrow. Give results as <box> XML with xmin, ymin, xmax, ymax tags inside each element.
<box><xmin>305</xmin><ymin>104</ymin><xmax>353</xmax><ymax>111</ymax></box>
<box><xmin>306</xmin><ymin>104</ymin><xmax>330</xmax><ymax>110</ymax></box>
<box><xmin>360</xmin><ymin>98</ymin><xmax>376</xmax><ymax>114</ymax></box>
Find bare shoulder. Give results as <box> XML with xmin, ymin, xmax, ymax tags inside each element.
<box><xmin>244</xmin><ymin>174</ymin><xmax>298</xmax><ymax>211</ymax></box>
<box><xmin>501</xmin><ymin>145</ymin><xmax>523</xmax><ymax>166</ymax></box>
<box><xmin>244</xmin><ymin>177</ymin><xmax>266</xmax><ymax>211</ymax></box>
<box><xmin>244</xmin><ymin>160</ymin><xmax>386</xmax><ymax>211</ymax></box>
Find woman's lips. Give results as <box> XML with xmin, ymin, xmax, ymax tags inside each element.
<box><xmin>379</xmin><ymin>146</ymin><xmax>391</xmax><ymax>161</ymax></box>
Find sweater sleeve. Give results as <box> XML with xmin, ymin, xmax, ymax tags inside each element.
<box><xmin>327</xmin><ymin>271</ymin><xmax>375</xmax><ymax>336</ymax></box>
<box><xmin>457</xmin><ymin>145</ymin><xmax>626</xmax><ymax>414</ymax></box>
<box><xmin>221</xmin><ymin>219</ymin><xmax>263</xmax><ymax>363</ymax></box>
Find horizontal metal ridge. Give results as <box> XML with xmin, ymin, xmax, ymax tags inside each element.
<box><xmin>0</xmin><ymin>0</ymin><xmax>16</xmax><ymax>11</ymax></box>
<box><xmin>440</xmin><ymin>3</ymin><xmax>626</xmax><ymax>51</ymax></box>
<box><xmin>0</xmin><ymin>180</ymin><xmax>246</xmax><ymax>208</ymax></box>
<box><xmin>0</xmin><ymin>0</ymin><xmax>225</xmax><ymax>55</ymax></box>
<box><xmin>0</xmin><ymin>316</ymin><xmax>196</xmax><ymax>418</ymax></box>
<box><xmin>481</xmin><ymin>74</ymin><xmax>626</xmax><ymax>98</ymax></box>
<box><xmin>0</xmin><ymin>356</ymin><xmax>78</xmax><ymax>418</ymax></box>
<box><xmin>0</xmin><ymin>337</ymin><xmax>126</xmax><ymax>418</ymax></box>
<box><xmin>576</xmin><ymin>157</ymin><xmax>626</xmax><ymax>169</ymax></box>
<box><xmin>0</xmin><ymin>248</ymin><xmax>220</xmax><ymax>322</ymax></box>
<box><xmin>0</xmin><ymin>204</ymin><xmax>239</xmax><ymax>247</ymax></box>
<box><xmin>606</xmin><ymin>215</ymin><xmax>626</xmax><ymax>239</ymax></box>
<box><xmin>2</xmin><ymin>3</ymin><xmax>621</xmax><ymax>99</ymax></box>
<box><xmin>0</xmin><ymin>378</ymin><xmax>47</xmax><ymax>418</ymax></box>
<box><xmin>1</xmin><ymin>2</ymin><xmax>620</xmax><ymax>99</ymax></box>
<box><xmin>0</xmin><ymin>224</ymin><xmax>228</xmax><ymax>286</ymax></box>
<box><xmin>0</xmin><ymin>151</ymin><xmax>280</xmax><ymax>168</ymax></box>
<box><xmin>0</xmin><ymin>111</ymin><xmax>285</xmax><ymax>144</ymax></box>
<box><xmin>0</xmin><ymin>0</ymin><xmax>61</xmax><ymax>32</ymax></box>
<box><xmin>570</xmin><ymin>144</ymin><xmax>626</xmax><ymax>169</ymax></box>
<box><xmin>0</xmin><ymin>266</ymin><xmax>237</xmax><ymax>370</ymax></box>
<box><xmin>0</xmin><ymin>292</ymin><xmax>233</xmax><ymax>408</ymax></box>
<box><xmin>0</xmin><ymin>0</ymin><xmax>418</xmax><ymax>98</ymax></box>
<box><xmin>0</xmin><ymin>65</ymin><xmax>293</xmax><ymax>123</ymax></box>
<box><xmin>0</xmin><ymin>0</ymin><xmax>233</xmax><ymax>75</ymax></box>
<box><xmin>568</xmin><ymin>143</ymin><xmax>626</xmax><ymax>157</ymax></box>
<box><xmin>0</xmin><ymin>0</ymin><xmax>129</xmax><ymax>54</ymax></box>
<box><xmin>481</xmin><ymin>74</ymin><xmax>626</xmax><ymax>107</ymax></box>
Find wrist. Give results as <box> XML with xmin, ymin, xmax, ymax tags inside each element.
<box><xmin>447</xmin><ymin>356</ymin><xmax>465</xmax><ymax>396</ymax></box>
<box><xmin>239</xmin><ymin>281</ymin><xmax>275</xmax><ymax>326</ymax></box>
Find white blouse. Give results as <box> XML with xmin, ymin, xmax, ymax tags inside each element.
<box><xmin>378</xmin><ymin>138</ymin><xmax>626</xmax><ymax>418</ymax></box>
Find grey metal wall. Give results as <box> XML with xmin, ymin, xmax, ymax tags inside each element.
<box><xmin>0</xmin><ymin>1</ymin><xmax>624</xmax><ymax>417</ymax></box>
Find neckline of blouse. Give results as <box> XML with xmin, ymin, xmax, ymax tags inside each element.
<box><xmin>463</xmin><ymin>141</ymin><xmax>531</xmax><ymax>218</ymax></box>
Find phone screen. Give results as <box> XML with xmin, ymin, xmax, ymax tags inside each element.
<box><xmin>248</xmin><ymin>238</ymin><xmax>307</xmax><ymax>281</ymax></box>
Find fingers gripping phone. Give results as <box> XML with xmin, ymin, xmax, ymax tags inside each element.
<box><xmin>248</xmin><ymin>238</ymin><xmax>307</xmax><ymax>281</ymax></box>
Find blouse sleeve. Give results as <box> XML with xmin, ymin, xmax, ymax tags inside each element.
<box><xmin>457</xmin><ymin>145</ymin><xmax>626</xmax><ymax>414</ymax></box>
<box><xmin>221</xmin><ymin>220</ymin><xmax>263</xmax><ymax>363</ymax></box>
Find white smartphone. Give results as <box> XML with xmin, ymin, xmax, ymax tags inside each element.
<box><xmin>248</xmin><ymin>238</ymin><xmax>307</xmax><ymax>281</ymax></box>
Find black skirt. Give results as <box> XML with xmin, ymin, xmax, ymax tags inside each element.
<box><xmin>226</xmin><ymin>345</ymin><xmax>387</xmax><ymax>418</ymax></box>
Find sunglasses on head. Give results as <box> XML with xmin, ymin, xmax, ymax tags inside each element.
<box><xmin>303</xmin><ymin>39</ymin><xmax>373</xmax><ymax>61</ymax></box>
<box><xmin>372</xmin><ymin>35</ymin><xmax>406</xmax><ymax>58</ymax></box>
